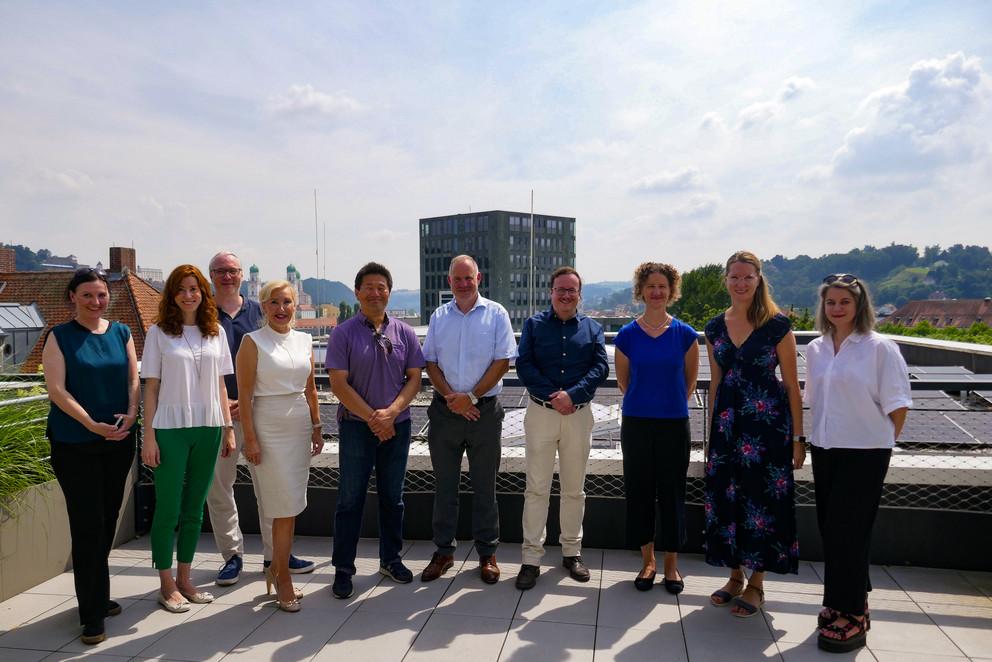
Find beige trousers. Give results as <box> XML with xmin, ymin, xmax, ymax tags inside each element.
<box><xmin>206</xmin><ymin>421</ymin><xmax>274</xmax><ymax>561</ymax></box>
<box><xmin>520</xmin><ymin>401</ymin><xmax>594</xmax><ymax>566</ymax></box>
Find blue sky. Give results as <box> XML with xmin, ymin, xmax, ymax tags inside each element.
<box><xmin>2</xmin><ymin>1</ymin><xmax>990</xmax><ymax>288</ymax></box>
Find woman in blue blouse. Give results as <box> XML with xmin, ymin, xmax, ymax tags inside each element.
<box><xmin>615</xmin><ymin>262</ymin><xmax>699</xmax><ymax>593</ymax></box>
<box><xmin>42</xmin><ymin>268</ymin><xmax>140</xmax><ymax>646</ymax></box>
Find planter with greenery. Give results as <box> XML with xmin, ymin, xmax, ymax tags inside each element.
<box><xmin>0</xmin><ymin>387</ymin><xmax>71</xmax><ymax>601</ymax></box>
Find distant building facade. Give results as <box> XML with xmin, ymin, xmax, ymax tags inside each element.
<box><xmin>888</xmin><ymin>298</ymin><xmax>992</xmax><ymax>329</ymax></box>
<box><xmin>419</xmin><ymin>210</ymin><xmax>576</xmax><ymax>328</ymax></box>
<box><xmin>286</xmin><ymin>264</ymin><xmax>313</xmax><ymax>308</ymax></box>
<box><xmin>247</xmin><ymin>264</ymin><xmax>261</xmax><ymax>301</ymax></box>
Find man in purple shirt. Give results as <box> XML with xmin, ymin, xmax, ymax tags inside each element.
<box><xmin>326</xmin><ymin>262</ymin><xmax>426</xmax><ymax>599</ymax></box>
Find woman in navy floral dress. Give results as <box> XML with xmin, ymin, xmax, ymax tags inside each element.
<box><xmin>704</xmin><ymin>251</ymin><xmax>805</xmax><ymax>618</ymax></box>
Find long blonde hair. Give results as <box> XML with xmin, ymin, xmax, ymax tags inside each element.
<box><xmin>725</xmin><ymin>251</ymin><xmax>779</xmax><ymax>328</ymax></box>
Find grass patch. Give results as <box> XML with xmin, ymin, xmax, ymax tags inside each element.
<box><xmin>0</xmin><ymin>390</ymin><xmax>53</xmax><ymax>508</ymax></box>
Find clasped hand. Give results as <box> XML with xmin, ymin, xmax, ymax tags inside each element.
<box><xmin>549</xmin><ymin>390</ymin><xmax>577</xmax><ymax>415</ymax></box>
<box><xmin>368</xmin><ymin>409</ymin><xmax>397</xmax><ymax>443</ymax></box>
<box><xmin>444</xmin><ymin>392</ymin><xmax>480</xmax><ymax>421</ymax></box>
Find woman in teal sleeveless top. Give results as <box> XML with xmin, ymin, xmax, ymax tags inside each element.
<box><xmin>42</xmin><ymin>268</ymin><xmax>140</xmax><ymax>647</ymax></box>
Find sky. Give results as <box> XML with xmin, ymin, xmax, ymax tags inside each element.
<box><xmin>2</xmin><ymin>1</ymin><xmax>991</xmax><ymax>289</ymax></box>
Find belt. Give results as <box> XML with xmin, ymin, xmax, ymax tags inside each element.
<box><xmin>529</xmin><ymin>395</ymin><xmax>587</xmax><ymax>411</ymax></box>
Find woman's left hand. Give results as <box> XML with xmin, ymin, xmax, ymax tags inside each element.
<box><xmin>223</xmin><ymin>427</ymin><xmax>236</xmax><ymax>453</ymax></box>
<box><xmin>792</xmin><ymin>441</ymin><xmax>806</xmax><ymax>470</ymax></box>
<box><xmin>311</xmin><ymin>427</ymin><xmax>324</xmax><ymax>457</ymax></box>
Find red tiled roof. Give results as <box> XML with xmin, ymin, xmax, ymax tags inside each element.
<box><xmin>294</xmin><ymin>317</ymin><xmax>337</xmax><ymax>329</ymax></box>
<box><xmin>0</xmin><ymin>270</ymin><xmax>161</xmax><ymax>372</ymax></box>
<box><xmin>888</xmin><ymin>299</ymin><xmax>992</xmax><ymax>328</ymax></box>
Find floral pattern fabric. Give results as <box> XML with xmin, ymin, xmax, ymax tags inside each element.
<box><xmin>703</xmin><ymin>312</ymin><xmax>798</xmax><ymax>574</ymax></box>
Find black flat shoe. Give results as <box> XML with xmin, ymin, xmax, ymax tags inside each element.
<box><xmin>634</xmin><ymin>571</ymin><xmax>656</xmax><ymax>591</ymax></box>
<box><xmin>663</xmin><ymin>572</ymin><xmax>685</xmax><ymax>595</ymax></box>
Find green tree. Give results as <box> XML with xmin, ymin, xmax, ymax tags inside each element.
<box><xmin>669</xmin><ymin>264</ymin><xmax>730</xmax><ymax>329</ymax></box>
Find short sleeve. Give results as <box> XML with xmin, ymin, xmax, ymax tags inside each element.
<box><xmin>422</xmin><ymin>313</ymin><xmax>439</xmax><ymax>363</ymax></box>
<box><xmin>218</xmin><ymin>335</ymin><xmax>234</xmax><ymax>375</ymax></box>
<box><xmin>765</xmin><ymin>313</ymin><xmax>792</xmax><ymax>346</ymax></box>
<box><xmin>115</xmin><ymin>322</ymin><xmax>132</xmax><ymax>344</ymax></box>
<box><xmin>404</xmin><ymin>324</ymin><xmax>427</xmax><ymax>370</ymax></box>
<box><xmin>877</xmin><ymin>338</ymin><xmax>912</xmax><ymax>414</ymax></box>
<box><xmin>325</xmin><ymin>325</ymin><xmax>350</xmax><ymax>371</ymax></box>
<box><xmin>680</xmin><ymin>320</ymin><xmax>698</xmax><ymax>352</ymax></box>
<box><xmin>140</xmin><ymin>325</ymin><xmax>162</xmax><ymax>379</ymax></box>
<box><xmin>493</xmin><ymin>305</ymin><xmax>518</xmax><ymax>360</ymax></box>
<box><xmin>704</xmin><ymin>315</ymin><xmax>722</xmax><ymax>344</ymax></box>
<box><xmin>614</xmin><ymin>323</ymin><xmax>632</xmax><ymax>355</ymax></box>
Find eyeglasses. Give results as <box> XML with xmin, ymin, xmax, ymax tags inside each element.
<box><xmin>363</xmin><ymin>318</ymin><xmax>393</xmax><ymax>354</ymax></box>
<box><xmin>822</xmin><ymin>273</ymin><xmax>860</xmax><ymax>286</ymax></box>
<box><xmin>727</xmin><ymin>275</ymin><xmax>758</xmax><ymax>284</ymax></box>
<box><xmin>553</xmin><ymin>287</ymin><xmax>579</xmax><ymax>296</ymax></box>
<box><xmin>210</xmin><ymin>268</ymin><xmax>242</xmax><ymax>277</ymax></box>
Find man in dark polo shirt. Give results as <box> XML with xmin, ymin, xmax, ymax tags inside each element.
<box><xmin>326</xmin><ymin>261</ymin><xmax>426</xmax><ymax>599</ymax></box>
<box><xmin>514</xmin><ymin>266</ymin><xmax>609</xmax><ymax>590</ymax></box>
<box><xmin>206</xmin><ymin>250</ymin><xmax>314</xmax><ymax>586</ymax></box>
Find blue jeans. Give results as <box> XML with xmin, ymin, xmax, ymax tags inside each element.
<box><xmin>332</xmin><ymin>418</ymin><xmax>411</xmax><ymax>575</ymax></box>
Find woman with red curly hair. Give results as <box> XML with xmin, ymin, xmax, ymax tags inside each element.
<box><xmin>141</xmin><ymin>265</ymin><xmax>236</xmax><ymax>613</ymax></box>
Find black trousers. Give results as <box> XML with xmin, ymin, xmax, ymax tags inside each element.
<box><xmin>50</xmin><ymin>437</ymin><xmax>135</xmax><ymax>627</ymax></box>
<box><xmin>427</xmin><ymin>394</ymin><xmax>504</xmax><ymax>556</ymax></box>
<box><xmin>811</xmin><ymin>446</ymin><xmax>891</xmax><ymax>616</ymax></box>
<box><xmin>621</xmin><ymin>416</ymin><xmax>691</xmax><ymax>551</ymax></box>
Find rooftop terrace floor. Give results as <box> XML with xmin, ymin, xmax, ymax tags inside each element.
<box><xmin>1</xmin><ymin>535</ymin><xmax>990</xmax><ymax>661</ymax></box>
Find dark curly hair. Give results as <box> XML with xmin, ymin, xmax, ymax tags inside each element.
<box><xmin>157</xmin><ymin>264</ymin><xmax>220</xmax><ymax>337</ymax></box>
<box><xmin>632</xmin><ymin>262</ymin><xmax>681</xmax><ymax>304</ymax></box>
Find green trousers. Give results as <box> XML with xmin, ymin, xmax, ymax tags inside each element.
<box><xmin>151</xmin><ymin>426</ymin><xmax>221</xmax><ymax>570</ymax></box>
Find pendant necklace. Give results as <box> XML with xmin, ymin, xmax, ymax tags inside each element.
<box><xmin>183</xmin><ymin>328</ymin><xmax>203</xmax><ymax>380</ymax></box>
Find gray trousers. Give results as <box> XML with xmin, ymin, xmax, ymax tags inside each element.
<box><xmin>427</xmin><ymin>393</ymin><xmax>504</xmax><ymax>557</ymax></box>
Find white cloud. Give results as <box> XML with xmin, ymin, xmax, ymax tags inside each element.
<box><xmin>267</xmin><ymin>84</ymin><xmax>364</xmax><ymax>118</ymax></box>
<box><xmin>830</xmin><ymin>52</ymin><xmax>990</xmax><ymax>181</ymax></box>
<box><xmin>630</xmin><ymin>167</ymin><xmax>703</xmax><ymax>194</ymax></box>
<box><xmin>736</xmin><ymin>76</ymin><xmax>815</xmax><ymax>130</ymax></box>
<box><xmin>675</xmin><ymin>193</ymin><xmax>720</xmax><ymax>218</ymax></box>
<box><xmin>14</xmin><ymin>167</ymin><xmax>93</xmax><ymax>197</ymax></box>
<box><xmin>699</xmin><ymin>111</ymin><xmax>728</xmax><ymax>132</ymax></box>
<box><xmin>778</xmin><ymin>76</ymin><xmax>815</xmax><ymax>101</ymax></box>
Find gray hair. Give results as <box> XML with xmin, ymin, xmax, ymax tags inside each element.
<box><xmin>448</xmin><ymin>254</ymin><xmax>480</xmax><ymax>276</ymax></box>
<box><xmin>208</xmin><ymin>251</ymin><xmax>241</xmax><ymax>271</ymax></box>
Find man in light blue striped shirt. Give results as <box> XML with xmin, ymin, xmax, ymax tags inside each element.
<box><xmin>421</xmin><ymin>255</ymin><xmax>518</xmax><ymax>584</ymax></box>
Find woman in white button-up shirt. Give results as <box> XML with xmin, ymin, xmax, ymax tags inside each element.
<box><xmin>804</xmin><ymin>274</ymin><xmax>911</xmax><ymax>654</ymax></box>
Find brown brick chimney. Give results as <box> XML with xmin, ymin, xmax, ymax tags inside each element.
<box><xmin>109</xmin><ymin>246</ymin><xmax>136</xmax><ymax>274</ymax></box>
<box><xmin>0</xmin><ymin>246</ymin><xmax>15</xmax><ymax>273</ymax></box>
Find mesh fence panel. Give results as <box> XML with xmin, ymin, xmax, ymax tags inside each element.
<box><xmin>136</xmin><ymin>385</ymin><xmax>992</xmax><ymax>513</ymax></box>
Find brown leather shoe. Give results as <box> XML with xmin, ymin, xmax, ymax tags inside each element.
<box><xmin>479</xmin><ymin>555</ymin><xmax>500</xmax><ymax>584</ymax></box>
<box><xmin>421</xmin><ymin>552</ymin><xmax>454</xmax><ymax>582</ymax></box>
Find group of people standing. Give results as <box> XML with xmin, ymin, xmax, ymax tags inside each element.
<box><xmin>43</xmin><ymin>249</ymin><xmax>910</xmax><ymax>655</ymax></box>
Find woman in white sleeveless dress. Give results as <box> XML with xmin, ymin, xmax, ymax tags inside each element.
<box><xmin>236</xmin><ymin>279</ymin><xmax>324</xmax><ymax>612</ymax></box>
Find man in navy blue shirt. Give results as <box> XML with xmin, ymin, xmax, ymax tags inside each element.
<box><xmin>514</xmin><ymin>266</ymin><xmax>609</xmax><ymax>590</ymax></box>
<box><xmin>205</xmin><ymin>251</ymin><xmax>314</xmax><ymax>586</ymax></box>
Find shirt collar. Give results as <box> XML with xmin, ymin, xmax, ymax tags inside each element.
<box><xmin>357</xmin><ymin>310</ymin><xmax>390</xmax><ymax>330</ymax></box>
<box><xmin>549</xmin><ymin>307</ymin><xmax>583</xmax><ymax>324</ymax></box>
<box><xmin>217</xmin><ymin>296</ymin><xmax>249</xmax><ymax>319</ymax></box>
<box><xmin>446</xmin><ymin>294</ymin><xmax>488</xmax><ymax>315</ymax></box>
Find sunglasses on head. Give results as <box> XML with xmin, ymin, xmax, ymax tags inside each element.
<box><xmin>822</xmin><ymin>273</ymin><xmax>859</xmax><ymax>286</ymax></box>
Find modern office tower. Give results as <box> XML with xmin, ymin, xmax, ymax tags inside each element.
<box><xmin>419</xmin><ymin>210</ymin><xmax>576</xmax><ymax>329</ymax></box>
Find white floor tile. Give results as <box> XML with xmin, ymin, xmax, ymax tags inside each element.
<box><xmin>0</xmin><ymin>598</ymin><xmax>83</xmax><ymax>653</ymax></box>
<box><xmin>916</xmin><ymin>601</ymin><xmax>992</xmax><ymax>659</ymax></box>
<box><xmin>312</xmin><ymin>610</ymin><xmax>429</xmax><ymax>662</ymax></box>
<box><xmin>886</xmin><ymin>567</ymin><xmax>991</xmax><ymax>607</ymax></box>
<box><xmin>685</xmin><ymin>634</ymin><xmax>782</xmax><ymax>661</ymax></box>
<box><xmin>0</xmin><ymin>648</ymin><xmax>49</xmax><ymax>661</ymax></box>
<box><xmin>499</xmin><ymin>619</ymin><xmax>594</xmax><ymax>661</ymax></box>
<box><xmin>134</xmin><ymin>603</ymin><xmax>272</xmax><ymax>662</ymax></box>
<box><xmin>58</xmin><ymin>599</ymin><xmax>194</xmax><ymax>658</ymax></box>
<box><xmin>404</xmin><ymin>613</ymin><xmax>509</xmax><ymax>662</ymax></box>
<box><xmin>777</xmin><ymin>640</ymin><xmax>874</xmax><ymax>660</ymax></box>
<box><xmin>595</xmin><ymin>580</ymin><xmax>681</xmax><ymax>631</ymax></box>
<box><xmin>864</xmin><ymin>598</ymin><xmax>962</xmax><ymax>657</ymax></box>
<box><xmin>0</xmin><ymin>594</ymin><xmax>74</xmax><ymax>634</ymax></box>
<box><xmin>223</xmin><ymin>605</ymin><xmax>348</xmax><ymax>660</ymax></box>
<box><xmin>594</xmin><ymin>624</ymin><xmax>688</xmax><ymax>662</ymax></box>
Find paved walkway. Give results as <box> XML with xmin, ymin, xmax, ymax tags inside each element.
<box><xmin>1</xmin><ymin>535</ymin><xmax>990</xmax><ymax>661</ymax></box>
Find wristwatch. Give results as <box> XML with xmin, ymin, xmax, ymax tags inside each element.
<box><xmin>468</xmin><ymin>392</ymin><xmax>479</xmax><ymax>406</ymax></box>
<box><xmin>793</xmin><ymin>435</ymin><xmax>808</xmax><ymax>448</ymax></box>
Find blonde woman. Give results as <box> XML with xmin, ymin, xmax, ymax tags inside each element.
<box><xmin>703</xmin><ymin>251</ymin><xmax>805</xmax><ymax>618</ymax></box>
<box><xmin>806</xmin><ymin>274</ymin><xmax>910</xmax><ymax>653</ymax></box>
<box><xmin>237</xmin><ymin>280</ymin><xmax>323</xmax><ymax>612</ymax></box>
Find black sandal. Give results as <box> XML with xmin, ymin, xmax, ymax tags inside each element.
<box><xmin>710</xmin><ymin>575</ymin><xmax>745</xmax><ymax>607</ymax></box>
<box><xmin>817</xmin><ymin>613</ymin><xmax>868</xmax><ymax>654</ymax></box>
<box><xmin>818</xmin><ymin>602</ymin><xmax>871</xmax><ymax>629</ymax></box>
